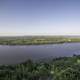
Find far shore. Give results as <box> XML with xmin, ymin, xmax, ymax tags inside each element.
<box><xmin>0</xmin><ymin>36</ymin><xmax>80</xmax><ymax>45</ymax></box>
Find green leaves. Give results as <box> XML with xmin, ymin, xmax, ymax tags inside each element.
<box><xmin>0</xmin><ymin>55</ymin><xmax>80</xmax><ymax>80</ymax></box>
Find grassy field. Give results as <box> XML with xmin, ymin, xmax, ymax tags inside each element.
<box><xmin>0</xmin><ymin>36</ymin><xmax>80</xmax><ymax>45</ymax></box>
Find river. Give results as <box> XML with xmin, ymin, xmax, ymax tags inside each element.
<box><xmin>0</xmin><ymin>43</ymin><xmax>80</xmax><ymax>64</ymax></box>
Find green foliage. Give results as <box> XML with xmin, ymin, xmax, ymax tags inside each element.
<box><xmin>0</xmin><ymin>55</ymin><xmax>80</xmax><ymax>80</ymax></box>
<box><xmin>0</xmin><ymin>36</ymin><xmax>80</xmax><ymax>45</ymax></box>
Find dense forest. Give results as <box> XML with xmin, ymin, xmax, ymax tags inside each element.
<box><xmin>0</xmin><ymin>55</ymin><xmax>80</xmax><ymax>80</ymax></box>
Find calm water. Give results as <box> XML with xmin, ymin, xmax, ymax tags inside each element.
<box><xmin>0</xmin><ymin>43</ymin><xmax>80</xmax><ymax>64</ymax></box>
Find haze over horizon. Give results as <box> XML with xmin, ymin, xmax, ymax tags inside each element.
<box><xmin>0</xmin><ymin>0</ymin><xmax>80</xmax><ymax>36</ymax></box>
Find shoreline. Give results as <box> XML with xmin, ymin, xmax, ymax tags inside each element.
<box><xmin>0</xmin><ymin>36</ymin><xmax>80</xmax><ymax>45</ymax></box>
<box><xmin>0</xmin><ymin>41</ymin><xmax>80</xmax><ymax>45</ymax></box>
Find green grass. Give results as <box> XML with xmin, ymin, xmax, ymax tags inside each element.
<box><xmin>0</xmin><ymin>36</ymin><xmax>80</xmax><ymax>45</ymax></box>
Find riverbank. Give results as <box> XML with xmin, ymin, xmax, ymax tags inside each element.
<box><xmin>0</xmin><ymin>36</ymin><xmax>80</xmax><ymax>45</ymax></box>
<box><xmin>0</xmin><ymin>55</ymin><xmax>80</xmax><ymax>80</ymax></box>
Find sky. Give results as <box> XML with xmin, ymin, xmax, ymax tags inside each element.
<box><xmin>0</xmin><ymin>0</ymin><xmax>80</xmax><ymax>36</ymax></box>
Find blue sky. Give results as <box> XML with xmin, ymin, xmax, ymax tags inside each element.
<box><xmin>0</xmin><ymin>0</ymin><xmax>80</xmax><ymax>36</ymax></box>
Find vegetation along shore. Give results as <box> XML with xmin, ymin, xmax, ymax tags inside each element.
<box><xmin>0</xmin><ymin>36</ymin><xmax>80</xmax><ymax>45</ymax></box>
<box><xmin>0</xmin><ymin>55</ymin><xmax>80</xmax><ymax>80</ymax></box>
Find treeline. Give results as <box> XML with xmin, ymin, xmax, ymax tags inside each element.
<box><xmin>0</xmin><ymin>36</ymin><xmax>80</xmax><ymax>45</ymax></box>
<box><xmin>0</xmin><ymin>55</ymin><xmax>80</xmax><ymax>80</ymax></box>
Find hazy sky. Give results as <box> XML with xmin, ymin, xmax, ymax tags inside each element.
<box><xmin>0</xmin><ymin>0</ymin><xmax>80</xmax><ymax>36</ymax></box>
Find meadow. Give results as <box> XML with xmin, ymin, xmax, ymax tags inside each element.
<box><xmin>0</xmin><ymin>36</ymin><xmax>80</xmax><ymax>45</ymax></box>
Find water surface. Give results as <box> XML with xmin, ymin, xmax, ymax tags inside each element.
<box><xmin>0</xmin><ymin>43</ymin><xmax>80</xmax><ymax>64</ymax></box>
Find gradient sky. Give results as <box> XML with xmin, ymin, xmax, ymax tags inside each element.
<box><xmin>0</xmin><ymin>0</ymin><xmax>80</xmax><ymax>36</ymax></box>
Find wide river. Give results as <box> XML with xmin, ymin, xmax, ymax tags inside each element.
<box><xmin>0</xmin><ymin>43</ymin><xmax>80</xmax><ymax>64</ymax></box>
